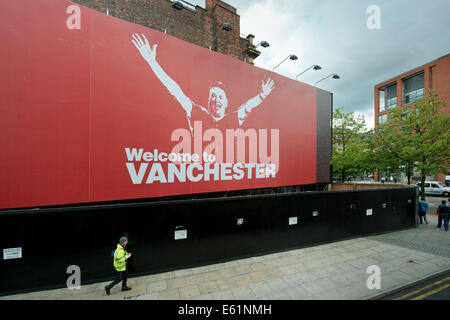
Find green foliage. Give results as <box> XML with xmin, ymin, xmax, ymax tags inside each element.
<box><xmin>331</xmin><ymin>107</ymin><xmax>376</xmax><ymax>182</ymax></box>
<box><xmin>374</xmin><ymin>90</ymin><xmax>449</xmax><ymax>192</ymax></box>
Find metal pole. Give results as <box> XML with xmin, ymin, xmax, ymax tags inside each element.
<box><xmin>210</xmin><ymin>28</ymin><xmax>223</xmax><ymax>50</ymax></box>
<box><xmin>164</xmin><ymin>10</ymin><xmax>175</xmax><ymax>34</ymax></box>
<box><xmin>272</xmin><ymin>55</ymin><xmax>291</xmax><ymax>71</ymax></box>
<box><xmin>315</xmin><ymin>74</ymin><xmax>334</xmax><ymax>86</ymax></box>
<box><xmin>296</xmin><ymin>65</ymin><xmax>315</xmax><ymax>79</ymax></box>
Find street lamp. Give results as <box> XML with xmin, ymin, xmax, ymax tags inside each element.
<box><xmin>315</xmin><ymin>73</ymin><xmax>340</xmax><ymax>86</ymax></box>
<box><xmin>210</xmin><ymin>23</ymin><xmax>233</xmax><ymax>50</ymax></box>
<box><xmin>295</xmin><ymin>65</ymin><xmax>322</xmax><ymax>79</ymax></box>
<box><xmin>164</xmin><ymin>1</ymin><xmax>184</xmax><ymax>34</ymax></box>
<box><xmin>272</xmin><ymin>54</ymin><xmax>299</xmax><ymax>71</ymax></box>
<box><xmin>255</xmin><ymin>41</ymin><xmax>270</xmax><ymax>49</ymax></box>
<box><xmin>244</xmin><ymin>40</ymin><xmax>270</xmax><ymax>63</ymax></box>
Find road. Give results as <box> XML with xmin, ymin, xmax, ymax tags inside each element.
<box><xmin>425</xmin><ymin>195</ymin><xmax>450</xmax><ymax>205</ymax></box>
<box><xmin>382</xmin><ymin>271</ymin><xmax>450</xmax><ymax>300</ymax></box>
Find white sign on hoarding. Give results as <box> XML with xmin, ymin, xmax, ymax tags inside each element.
<box><xmin>3</xmin><ymin>247</ymin><xmax>22</xmax><ymax>260</ymax></box>
<box><xmin>174</xmin><ymin>230</ymin><xmax>187</xmax><ymax>240</ymax></box>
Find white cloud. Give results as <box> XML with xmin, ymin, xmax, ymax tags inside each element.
<box><xmin>228</xmin><ymin>0</ymin><xmax>449</xmax><ymax>124</ymax></box>
<box><xmin>184</xmin><ymin>0</ymin><xmax>450</xmax><ymax>124</ymax></box>
<box><xmin>355</xmin><ymin>111</ymin><xmax>375</xmax><ymax>130</ymax></box>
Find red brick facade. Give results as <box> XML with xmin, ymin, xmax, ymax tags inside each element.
<box><xmin>72</xmin><ymin>0</ymin><xmax>258</xmax><ymax>62</ymax></box>
<box><xmin>374</xmin><ymin>54</ymin><xmax>450</xmax><ymax>183</ymax></box>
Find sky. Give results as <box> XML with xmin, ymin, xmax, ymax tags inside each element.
<box><xmin>184</xmin><ymin>0</ymin><xmax>450</xmax><ymax>129</ymax></box>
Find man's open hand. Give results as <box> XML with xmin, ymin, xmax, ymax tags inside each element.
<box><xmin>132</xmin><ymin>33</ymin><xmax>157</xmax><ymax>63</ymax></box>
<box><xmin>261</xmin><ymin>78</ymin><xmax>275</xmax><ymax>98</ymax></box>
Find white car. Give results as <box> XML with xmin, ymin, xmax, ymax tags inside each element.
<box><xmin>416</xmin><ymin>181</ymin><xmax>450</xmax><ymax>197</ymax></box>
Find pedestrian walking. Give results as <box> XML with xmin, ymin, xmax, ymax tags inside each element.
<box><xmin>436</xmin><ymin>200</ymin><xmax>449</xmax><ymax>232</ymax></box>
<box><xmin>105</xmin><ymin>236</ymin><xmax>132</xmax><ymax>295</ymax></box>
<box><xmin>418</xmin><ymin>197</ymin><xmax>429</xmax><ymax>224</ymax></box>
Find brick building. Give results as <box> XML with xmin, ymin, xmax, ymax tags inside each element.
<box><xmin>374</xmin><ymin>53</ymin><xmax>450</xmax><ymax>184</ymax></box>
<box><xmin>72</xmin><ymin>0</ymin><xmax>263</xmax><ymax>64</ymax></box>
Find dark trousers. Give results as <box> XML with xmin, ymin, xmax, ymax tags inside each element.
<box><xmin>437</xmin><ymin>214</ymin><xmax>449</xmax><ymax>231</ymax></box>
<box><xmin>106</xmin><ymin>269</ymin><xmax>128</xmax><ymax>290</ymax></box>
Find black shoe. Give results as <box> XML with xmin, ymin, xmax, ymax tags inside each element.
<box><xmin>105</xmin><ymin>286</ymin><xmax>110</xmax><ymax>296</ymax></box>
<box><xmin>122</xmin><ymin>286</ymin><xmax>132</xmax><ymax>291</ymax></box>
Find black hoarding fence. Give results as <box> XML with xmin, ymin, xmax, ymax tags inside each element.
<box><xmin>0</xmin><ymin>187</ymin><xmax>416</xmax><ymax>295</ymax></box>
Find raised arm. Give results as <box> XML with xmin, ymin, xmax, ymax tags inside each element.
<box><xmin>237</xmin><ymin>78</ymin><xmax>275</xmax><ymax>125</ymax></box>
<box><xmin>131</xmin><ymin>33</ymin><xmax>193</xmax><ymax>116</ymax></box>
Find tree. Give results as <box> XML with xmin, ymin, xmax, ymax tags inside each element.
<box><xmin>331</xmin><ymin>107</ymin><xmax>376</xmax><ymax>182</ymax></box>
<box><xmin>371</xmin><ymin>137</ymin><xmax>402</xmax><ymax>182</ymax></box>
<box><xmin>375</xmin><ymin>90</ymin><xmax>449</xmax><ymax>196</ymax></box>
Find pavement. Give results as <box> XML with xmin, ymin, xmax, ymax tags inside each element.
<box><xmin>1</xmin><ymin>208</ymin><xmax>449</xmax><ymax>300</ymax></box>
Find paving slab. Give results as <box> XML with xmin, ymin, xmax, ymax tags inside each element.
<box><xmin>179</xmin><ymin>285</ymin><xmax>201</xmax><ymax>299</ymax></box>
<box><xmin>157</xmin><ymin>288</ymin><xmax>180</xmax><ymax>300</ymax></box>
<box><xmin>146</xmin><ymin>280</ymin><xmax>167</xmax><ymax>294</ymax></box>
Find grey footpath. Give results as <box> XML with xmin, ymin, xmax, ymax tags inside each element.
<box><xmin>2</xmin><ymin>215</ymin><xmax>449</xmax><ymax>301</ymax></box>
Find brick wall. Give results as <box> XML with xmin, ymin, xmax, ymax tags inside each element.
<box><xmin>374</xmin><ymin>54</ymin><xmax>450</xmax><ymax>125</ymax></box>
<box><xmin>71</xmin><ymin>0</ymin><xmax>250</xmax><ymax>61</ymax></box>
<box><xmin>374</xmin><ymin>54</ymin><xmax>450</xmax><ymax>183</ymax></box>
<box><xmin>432</xmin><ymin>55</ymin><xmax>450</xmax><ymax>183</ymax></box>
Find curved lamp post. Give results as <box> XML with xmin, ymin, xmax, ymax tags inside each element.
<box><xmin>296</xmin><ymin>65</ymin><xmax>322</xmax><ymax>79</ymax></box>
<box><xmin>164</xmin><ymin>1</ymin><xmax>184</xmax><ymax>34</ymax></box>
<box><xmin>255</xmin><ymin>41</ymin><xmax>270</xmax><ymax>49</ymax></box>
<box><xmin>210</xmin><ymin>23</ymin><xmax>233</xmax><ymax>51</ymax></box>
<box><xmin>315</xmin><ymin>73</ymin><xmax>340</xmax><ymax>86</ymax></box>
<box><xmin>244</xmin><ymin>40</ymin><xmax>270</xmax><ymax>63</ymax></box>
<box><xmin>272</xmin><ymin>54</ymin><xmax>298</xmax><ymax>71</ymax></box>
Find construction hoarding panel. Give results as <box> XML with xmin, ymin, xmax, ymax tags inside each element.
<box><xmin>0</xmin><ymin>0</ymin><xmax>331</xmax><ymax>210</ymax></box>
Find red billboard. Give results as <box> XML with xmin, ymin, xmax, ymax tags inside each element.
<box><xmin>0</xmin><ymin>0</ymin><xmax>331</xmax><ymax>210</ymax></box>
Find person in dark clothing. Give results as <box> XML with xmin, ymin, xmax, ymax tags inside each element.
<box><xmin>105</xmin><ymin>236</ymin><xmax>132</xmax><ymax>295</ymax></box>
<box><xmin>436</xmin><ymin>200</ymin><xmax>449</xmax><ymax>231</ymax></box>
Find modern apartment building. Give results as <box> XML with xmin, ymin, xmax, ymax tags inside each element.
<box><xmin>374</xmin><ymin>53</ymin><xmax>450</xmax><ymax>184</ymax></box>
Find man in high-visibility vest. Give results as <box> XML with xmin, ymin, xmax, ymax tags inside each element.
<box><xmin>105</xmin><ymin>236</ymin><xmax>132</xmax><ymax>295</ymax></box>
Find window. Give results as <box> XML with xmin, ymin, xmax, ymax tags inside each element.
<box><xmin>401</xmin><ymin>108</ymin><xmax>413</xmax><ymax>131</ymax></box>
<box><xmin>379</xmin><ymin>89</ymin><xmax>386</xmax><ymax>113</ymax></box>
<box><xmin>385</xmin><ymin>83</ymin><xmax>397</xmax><ymax>110</ymax></box>
<box><xmin>430</xmin><ymin>67</ymin><xmax>433</xmax><ymax>89</ymax></box>
<box><xmin>378</xmin><ymin>114</ymin><xmax>387</xmax><ymax>124</ymax></box>
<box><xmin>401</xmin><ymin>108</ymin><xmax>412</xmax><ymax>120</ymax></box>
<box><xmin>403</xmin><ymin>72</ymin><xmax>424</xmax><ymax>105</ymax></box>
<box><xmin>418</xmin><ymin>182</ymin><xmax>430</xmax><ymax>188</ymax></box>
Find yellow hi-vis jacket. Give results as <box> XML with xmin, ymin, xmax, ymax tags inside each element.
<box><xmin>113</xmin><ymin>244</ymin><xmax>129</xmax><ymax>272</ymax></box>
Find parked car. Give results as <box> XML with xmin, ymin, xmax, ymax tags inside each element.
<box><xmin>416</xmin><ymin>181</ymin><xmax>450</xmax><ymax>196</ymax></box>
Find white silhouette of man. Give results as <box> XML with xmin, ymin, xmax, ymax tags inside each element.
<box><xmin>131</xmin><ymin>33</ymin><xmax>275</xmax><ymax>133</ymax></box>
